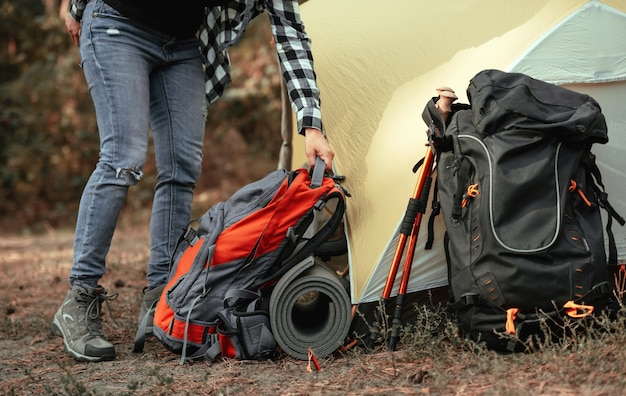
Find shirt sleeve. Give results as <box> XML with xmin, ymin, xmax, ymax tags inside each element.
<box><xmin>265</xmin><ymin>0</ymin><xmax>323</xmax><ymax>135</ymax></box>
<box><xmin>69</xmin><ymin>0</ymin><xmax>87</xmax><ymax>21</ymax></box>
<box><xmin>199</xmin><ymin>7</ymin><xmax>233</xmax><ymax>106</ymax></box>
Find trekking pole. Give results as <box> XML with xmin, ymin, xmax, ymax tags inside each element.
<box><xmin>383</xmin><ymin>89</ymin><xmax>458</xmax><ymax>350</ymax></box>
<box><xmin>367</xmin><ymin>145</ymin><xmax>434</xmax><ymax>350</ymax></box>
<box><xmin>368</xmin><ymin>89</ymin><xmax>456</xmax><ymax>351</ymax></box>
<box><xmin>387</xmin><ymin>144</ymin><xmax>435</xmax><ymax>351</ymax></box>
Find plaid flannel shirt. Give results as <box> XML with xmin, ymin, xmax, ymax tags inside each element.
<box><xmin>69</xmin><ymin>0</ymin><xmax>322</xmax><ymax>134</ymax></box>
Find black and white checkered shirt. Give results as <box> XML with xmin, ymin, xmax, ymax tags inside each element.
<box><xmin>69</xmin><ymin>0</ymin><xmax>322</xmax><ymax>134</ymax></box>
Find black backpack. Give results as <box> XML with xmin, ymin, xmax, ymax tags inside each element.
<box><xmin>424</xmin><ymin>69</ymin><xmax>625</xmax><ymax>351</ymax></box>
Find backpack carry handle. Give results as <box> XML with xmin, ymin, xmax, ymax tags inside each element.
<box><xmin>310</xmin><ymin>157</ymin><xmax>326</xmax><ymax>188</ymax></box>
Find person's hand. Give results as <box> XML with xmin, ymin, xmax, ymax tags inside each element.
<box><xmin>304</xmin><ymin>128</ymin><xmax>334</xmax><ymax>171</ymax></box>
<box><xmin>435</xmin><ymin>86</ymin><xmax>458</xmax><ymax>123</ymax></box>
<box><xmin>65</xmin><ymin>12</ymin><xmax>81</xmax><ymax>46</ymax></box>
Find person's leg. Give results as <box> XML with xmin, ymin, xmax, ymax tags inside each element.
<box><xmin>52</xmin><ymin>0</ymin><xmax>155</xmax><ymax>362</ymax></box>
<box><xmin>146</xmin><ymin>36</ymin><xmax>206</xmax><ymax>289</ymax></box>
<box><xmin>135</xmin><ymin>35</ymin><xmax>206</xmax><ymax>335</ymax></box>
<box><xmin>71</xmin><ymin>0</ymin><xmax>154</xmax><ymax>286</ymax></box>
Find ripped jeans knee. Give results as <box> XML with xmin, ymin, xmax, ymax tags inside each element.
<box><xmin>115</xmin><ymin>167</ymin><xmax>144</xmax><ymax>184</ymax></box>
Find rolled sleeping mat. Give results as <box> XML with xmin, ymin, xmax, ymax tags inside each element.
<box><xmin>270</xmin><ymin>256</ymin><xmax>352</xmax><ymax>360</ymax></box>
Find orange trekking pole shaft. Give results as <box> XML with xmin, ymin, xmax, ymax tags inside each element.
<box><xmin>382</xmin><ymin>144</ymin><xmax>435</xmax><ymax>301</ymax></box>
<box><xmin>387</xmin><ymin>145</ymin><xmax>435</xmax><ymax>350</ymax></box>
<box><xmin>367</xmin><ymin>144</ymin><xmax>435</xmax><ymax>350</ymax></box>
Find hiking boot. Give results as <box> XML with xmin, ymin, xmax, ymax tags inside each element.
<box><xmin>137</xmin><ymin>284</ymin><xmax>165</xmax><ymax>335</ymax></box>
<box><xmin>133</xmin><ymin>284</ymin><xmax>165</xmax><ymax>353</ymax></box>
<box><xmin>50</xmin><ymin>284</ymin><xmax>117</xmax><ymax>362</ymax></box>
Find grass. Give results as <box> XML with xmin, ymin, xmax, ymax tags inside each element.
<box><xmin>356</xmin><ymin>297</ymin><xmax>626</xmax><ymax>395</ymax></box>
<box><xmin>3</xmin><ymin>299</ymin><xmax>626</xmax><ymax>395</ymax></box>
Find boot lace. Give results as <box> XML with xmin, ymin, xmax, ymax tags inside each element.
<box><xmin>76</xmin><ymin>287</ymin><xmax>119</xmax><ymax>335</ymax></box>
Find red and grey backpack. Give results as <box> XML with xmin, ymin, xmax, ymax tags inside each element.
<box><xmin>140</xmin><ymin>158</ymin><xmax>347</xmax><ymax>362</ymax></box>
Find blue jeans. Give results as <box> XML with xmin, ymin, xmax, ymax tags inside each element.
<box><xmin>70</xmin><ymin>0</ymin><xmax>206</xmax><ymax>289</ymax></box>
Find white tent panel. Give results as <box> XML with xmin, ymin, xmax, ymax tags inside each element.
<box><xmin>510</xmin><ymin>1</ymin><xmax>626</xmax><ymax>84</ymax></box>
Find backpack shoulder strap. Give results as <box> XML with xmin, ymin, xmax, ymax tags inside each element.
<box><xmin>256</xmin><ymin>185</ymin><xmax>346</xmax><ymax>287</ymax></box>
<box><xmin>581</xmin><ymin>150</ymin><xmax>625</xmax><ymax>266</ymax></box>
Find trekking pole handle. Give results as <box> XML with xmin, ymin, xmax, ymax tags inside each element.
<box><xmin>310</xmin><ymin>157</ymin><xmax>326</xmax><ymax>188</ymax></box>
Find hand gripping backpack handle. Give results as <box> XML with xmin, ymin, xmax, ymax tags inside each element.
<box><xmin>310</xmin><ymin>157</ymin><xmax>326</xmax><ymax>188</ymax></box>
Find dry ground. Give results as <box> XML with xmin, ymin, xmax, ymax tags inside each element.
<box><xmin>1</xmin><ymin>229</ymin><xmax>626</xmax><ymax>395</ymax></box>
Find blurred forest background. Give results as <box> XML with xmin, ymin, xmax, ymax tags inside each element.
<box><xmin>0</xmin><ymin>0</ymin><xmax>286</xmax><ymax>235</ymax></box>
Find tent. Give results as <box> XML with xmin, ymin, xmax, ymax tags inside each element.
<box><xmin>294</xmin><ymin>0</ymin><xmax>626</xmax><ymax>306</ymax></box>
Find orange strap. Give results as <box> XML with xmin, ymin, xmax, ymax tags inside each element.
<box><xmin>568</xmin><ymin>180</ymin><xmax>592</xmax><ymax>207</ymax></box>
<box><xmin>563</xmin><ymin>300</ymin><xmax>594</xmax><ymax>318</ymax></box>
<box><xmin>339</xmin><ymin>339</ymin><xmax>358</xmax><ymax>353</ymax></box>
<box><xmin>461</xmin><ymin>184</ymin><xmax>480</xmax><ymax>208</ymax></box>
<box><xmin>505</xmin><ymin>308</ymin><xmax>519</xmax><ymax>335</ymax></box>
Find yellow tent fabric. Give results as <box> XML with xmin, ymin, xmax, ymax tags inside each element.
<box><xmin>298</xmin><ymin>0</ymin><xmax>626</xmax><ymax>303</ymax></box>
